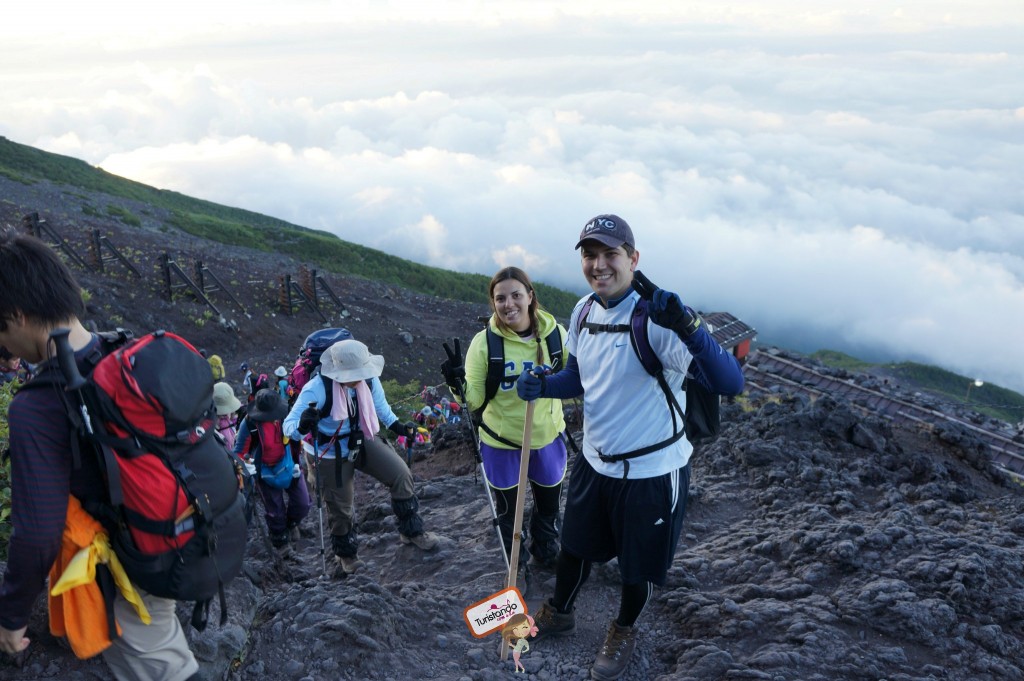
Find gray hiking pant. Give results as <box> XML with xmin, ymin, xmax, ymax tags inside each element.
<box><xmin>310</xmin><ymin>434</ymin><xmax>416</xmax><ymax>538</ymax></box>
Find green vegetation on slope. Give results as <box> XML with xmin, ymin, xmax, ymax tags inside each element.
<box><xmin>812</xmin><ymin>350</ymin><xmax>1024</xmax><ymax>425</ymax></box>
<box><xmin>808</xmin><ymin>349</ymin><xmax>875</xmax><ymax>372</ymax></box>
<box><xmin>0</xmin><ymin>136</ymin><xmax>580</xmax><ymax>316</ymax></box>
<box><xmin>0</xmin><ymin>381</ymin><xmax>14</xmax><ymax>559</ymax></box>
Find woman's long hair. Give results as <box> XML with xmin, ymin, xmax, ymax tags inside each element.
<box><xmin>489</xmin><ymin>266</ymin><xmax>545</xmax><ymax>365</ymax></box>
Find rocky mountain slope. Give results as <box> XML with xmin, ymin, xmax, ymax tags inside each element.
<box><xmin>2</xmin><ymin>177</ymin><xmax>1023</xmax><ymax>681</ymax></box>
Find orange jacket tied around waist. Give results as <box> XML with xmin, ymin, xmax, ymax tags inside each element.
<box><xmin>48</xmin><ymin>495</ymin><xmax>151</xmax><ymax>659</ymax></box>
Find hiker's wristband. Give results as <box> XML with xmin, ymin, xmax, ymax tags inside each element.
<box><xmin>673</xmin><ymin>306</ymin><xmax>702</xmax><ymax>339</ymax></box>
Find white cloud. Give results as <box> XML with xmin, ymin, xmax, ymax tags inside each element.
<box><xmin>1</xmin><ymin>2</ymin><xmax>1023</xmax><ymax>394</ymax></box>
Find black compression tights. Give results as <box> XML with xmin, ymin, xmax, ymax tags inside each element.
<box><xmin>551</xmin><ymin>551</ymin><xmax>653</xmax><ymax>627</ymax></box>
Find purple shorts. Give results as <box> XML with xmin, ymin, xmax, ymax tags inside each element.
<box><xmin>480</xmin><ymin>437</ymin><xmax>568</xmax><ymax>489</ymax></box>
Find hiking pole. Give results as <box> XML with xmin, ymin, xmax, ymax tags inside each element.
<box><xmin>443</xmin><ymin>339</ymin><xmax>509</xmax><ymax>573</ymax></box>
<box><xmin>500</xmin><ymin>398</ymin><xmax>535</xmax><ymax>662</ymax></box>
<box><xmin>304</xmin><ymin>402</ymin><xmax>331</xmax><ymax>576</ymax></box>
<box><xmin>311</xmin><ymin>417</ymin><xmax>346</xmax><ymax>577</ymax></box>
<box><xmin>312</xmin><ymin>446</ymin><xmax>328</xmax><ymax>577</ymax></box>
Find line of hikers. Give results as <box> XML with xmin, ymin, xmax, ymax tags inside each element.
<box><xmin>0</xmin><ymin>213</ymin><xmax>744</xmax><ymax>681</ymax></box>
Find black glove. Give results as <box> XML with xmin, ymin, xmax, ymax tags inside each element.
<box><xmin>441</xmin><ymin>339</ymin><xmax>467</xmax><ymax>395</ymax></box>
<box><xmin>297</xmin><ymin>403</ymin><xmax>319</xmax><ymax>435</ymax></box>
<box><xmin>633</xmin><ymin>270</ymin><xmax>702</xmax><ymax>339</ymax></box>
<box><xmin>389</xmin><ymin>420</ymin><xmax>417</xmax><ymax>438</ymax></box>
<box><xmin>650</xmin><ymin>289</ymin><xmax>702</xmax><ymax>338</ymax></box>
<box><xmin>516</xmin><ymin>365</ymin><xmax>548</xmax><ymax>401</ymax></box>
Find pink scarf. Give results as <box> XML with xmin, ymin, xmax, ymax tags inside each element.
<box><xmin>331</xmin><ymin>380</ymin><xmax>379</xmax><ymax>437</ymax></box>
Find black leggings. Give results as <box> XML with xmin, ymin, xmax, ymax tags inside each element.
<box><xmin>552</xmin><ymin>549</ymin><xmax>652</xmax><ymax>628</ymax></box>
<box><xmin>491</xmin><ymin>482</ymin><xmax>561</xmax><ymax>554</ymax></box>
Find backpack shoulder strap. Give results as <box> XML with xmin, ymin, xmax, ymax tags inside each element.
<box><xmin>594</xmin><ymin>299</ymin><xmax>688</xmax><ymax>469</ymax></box>
<box><xmin>318</xmin><ymin>371</ymin><xmax>333</xmax><ymax>419</ymax></box>
<box><xmin>246</xmin><ymin>417</ymin><xmax>263</xmax><ymax>465</ymax></box>
<box><xmin>543</xmin><ymin>326</ymin><xmax>564</xmax><ymax>372</ymax></box>
<box><xmin>577</xmin><ymin>297</ymin><xmax>631</xmax><ymax>335</ymax></box>
<box><xmin>628</xmin><ymin>299</ymin><xmax>662</xmax><ymax>376</ymax></box>
<box><xmin>482</xmin><ymin>326</ymin><xmax>505</xmax><ymax>407</ymax></box>
<box><xmin>575</xmin><ymin>298</ymin><xmax>596</xmax><ymax>334</ymax></box>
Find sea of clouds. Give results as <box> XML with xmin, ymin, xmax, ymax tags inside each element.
<box><xmin>2</xmin><ymin>2</ymin><xmax>1022</xmax><ymax>395</ymax></box>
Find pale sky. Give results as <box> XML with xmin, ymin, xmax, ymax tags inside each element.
<box><xmin>3</xmin><ymin>1</ymin><xmax>1023</xmax><ymax>395</ymax></box>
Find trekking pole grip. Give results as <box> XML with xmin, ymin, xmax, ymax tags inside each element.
<box><xmin>50</xmin><ymin>328</ymin><xmax>87</xmax><ymax>390</ymax></box>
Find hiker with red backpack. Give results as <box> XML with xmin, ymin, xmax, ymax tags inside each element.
<box><xmin>283</xmin><ymin>338</ymin><xmax>441</xmax><ymax>579</ymax></box>
<box><xmin>0</xmin><ymin>231</ymin><xmax>204</xmax><ymax>680</ymax></box>
<box><xmin>234</xmin><ymin>389</ymin><xmax>311</xmax><ymax>555</ymax></box>
<box><xmin>440</xmin><ymin>266</ymin><xmax>569</xmax><ymax>569</ymax></box>
<box><xmin>514</xmin><ymin>215</ymin><xmax>745</xmax><ymax>681</ymax></box>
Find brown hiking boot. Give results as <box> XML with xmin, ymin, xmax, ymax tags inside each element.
<box><xmin>332</xmin><ymin>555</ymin><xmax>364</xmax><ymax>578</ymax></box>
<box><xmin>400</xmin><ymin>531</ymin><xmax>439</xmax><ymax>551</ymax></box>
<box><xmin>590</xmin><ymin>621</ymin><xmax>638</xmax><ymax>680</ymax></box>
<box><xmin>531</xmin><ymin>600</ymin><xmax>576</xmax><ymax>642</ymax></box>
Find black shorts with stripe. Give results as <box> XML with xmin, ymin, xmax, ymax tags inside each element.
<box><xmin>560</xmin><ymin>454</ymin><xmax>690</xmax><ymax>586</ymax></box>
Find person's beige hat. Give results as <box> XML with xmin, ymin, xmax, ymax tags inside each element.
<box><xmin>320</xmin><ymin>339</ymin><xmax>385</xmax><ymax>383</ymax></box>
<box><xmin>213</xmin><ymin>382</ymin><xmax>242</xmax><ymax>415</ymax></box>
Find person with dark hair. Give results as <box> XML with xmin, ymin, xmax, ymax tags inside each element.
<box><xmin>282</xmin><ymin>339</ymin><xmax>440</xmax><ymax>578</ymax></box>
<box><xmin>0</xmin><ymin>230</ymin><xmax>200</xmax><ymax>680</ymax></box>
<box><xmin>442</xmin><ymin>267</ymin><xmax>568</xmax><ymax>567</ymax></box>
<box><xmin>234</xmin><ymin>389</ymin><xmax>310</xmax><ymax>555</ymax></box>
<box><xmin>515</xmin><ymin>215</ymin><xmax>745</xmax><ymax>680</ymax></box>
<box><xmin>0</xmin><ymin>345</ymin><xmax>32</xmax><ymax>384</ymax></box>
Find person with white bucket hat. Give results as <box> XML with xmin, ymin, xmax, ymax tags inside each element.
<box><xmin>283</xmin><ymin>338</ymin><xmax>439</xmax><ymax>578</ymax></box>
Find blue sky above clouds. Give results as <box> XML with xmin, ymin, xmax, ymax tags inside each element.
<box><xmin>2</xmin><ymin>1</ymin><xmax>1023</xmax><ymax>393</ymax></box>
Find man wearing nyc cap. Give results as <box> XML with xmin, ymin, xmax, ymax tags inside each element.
<box><xmin>516</xmin><ymin>214</ymin><xmax>744</xmax><ymax>680</ymax></box>
<box><xmin>282</xmin><ymin>338</ymin><xmax>439</xmax><ymax>579</ymax></box>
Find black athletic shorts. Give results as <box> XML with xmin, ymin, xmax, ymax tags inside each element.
<box><xmin>560</xmin><ymin>454</ymin><xmax>690</xmax><ymax>586</ymax></box>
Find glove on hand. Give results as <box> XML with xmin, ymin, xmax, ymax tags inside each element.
<box><xmin>244</xmin><ymin>461</ymin><xmax>257</xmax><ymax>476</ymax></box>
<box><xmin>292</xmin><ymin>464</ymin><xmax>301</xmax><ymax>479</ymax></box>
<box><xmin>516</xmin><ymin>366</ymin><xmax>548</xmax><ymax>401</ymax></box>
<box><xmin>389</xmin><ymin>420</ymin><xmax>418</xmax><ymax>438</ymax></box>
<box><xmin>297</xmin><ymin>403</ymin><xmax>319</xmax><ymax>435</ymax></box>
<box><xmin>649</xmin><ymin>288</ymin><xmax>702</xmax><ymax>339</ymax></box>
<box><xmin>440</xmin><ymin>339</ymin><xmax>466</xmax><ymax>394</ymax></box>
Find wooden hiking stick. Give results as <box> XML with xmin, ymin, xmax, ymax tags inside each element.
<box><xmin>500</xmin><ymin>399</ymin><xmax>535</xmax><ymax>661</ymax></box>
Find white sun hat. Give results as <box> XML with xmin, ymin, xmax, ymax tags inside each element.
<box><xmin>319</xmin><ymin>339</ymin><xmax>385</xmax><ymax>383</ymax></box>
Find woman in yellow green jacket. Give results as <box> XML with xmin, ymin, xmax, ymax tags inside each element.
<box><xmin>463</xmin><ymin>267</ymin><xmax>568</xmax><ymax>567</ymax></box>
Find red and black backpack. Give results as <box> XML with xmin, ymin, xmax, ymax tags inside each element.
<box><xmin>30</xmin><ymin>328</ymin><xmax>249</xmax><ymax>631</ymax></box>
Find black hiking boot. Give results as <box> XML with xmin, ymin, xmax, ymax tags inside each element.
<box><xmin>531</xmin><ymin>600</ymin><xmax>576</xmax><ymax>642</ymax></box>
<box><xmin>270</xmin><ymin>530</ymin><xmax>292</xmax><ymax>557</ymax></box>
<box><xmin>590</xmin><ymin>620</ymin><xmax>638</xmax><ymax>680</ymax></box>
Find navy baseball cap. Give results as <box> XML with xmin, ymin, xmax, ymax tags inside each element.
<box><xmin>575</xmin><ymin>214</ymin><xmax>635</xmax><ymax>250</ymax></box>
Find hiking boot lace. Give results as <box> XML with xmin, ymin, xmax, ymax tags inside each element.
<box><xmin>601</xmin><ymin>624</ymin><xmax>634</xmax><ymax>659</ymax></box>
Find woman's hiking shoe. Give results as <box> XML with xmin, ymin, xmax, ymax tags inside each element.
<box><xmin>590</xmin><ymin>621</ymin><xmax>638</xmax><ymax>680</ymax></box>
<box><xmin>333</xmin><ymin>555</ymin><xmax>365</xmax><ymax>578</ymax></box>
<box><xmin>270</xmin><ymin>531</ymin><xmax>293</xmax><ymax>557</ymax></box>
<box><xmin>400</xmin><ymin>531</ymin><xmax>439</xmax><ymax>550</ymax></box>
<box><xmin>531</xmin><ymin>601</ymin><xmax>576</xmax><ymax>641</ymax></box>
